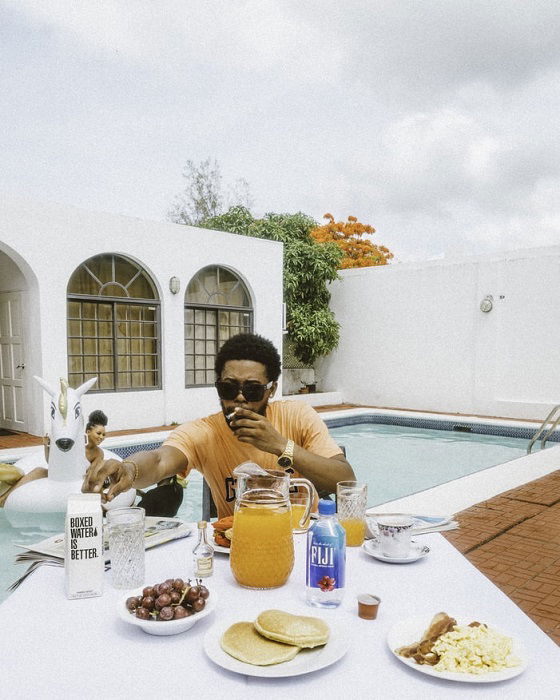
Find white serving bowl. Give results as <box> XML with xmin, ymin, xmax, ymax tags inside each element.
<box><xmin>117</xmin><ymin>587</ymin><xmax>216</xmax><ymax>636</ymax></box>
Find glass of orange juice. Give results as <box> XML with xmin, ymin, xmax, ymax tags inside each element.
<box><xmin>337</xmin><ymin>480</ymin><xmax>367</xmax><ymax>547</ymax></box>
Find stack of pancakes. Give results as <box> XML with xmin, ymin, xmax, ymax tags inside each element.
<box><xmin>221</xmin><ymin>609</ymin><xmax>330</xmax><ymax>666</ymax></box>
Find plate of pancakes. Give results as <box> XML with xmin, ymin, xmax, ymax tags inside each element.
<box><xmin>203</xmin><ymin>609</ymin><xmax>350</xmax><ymax>677</ymax></box>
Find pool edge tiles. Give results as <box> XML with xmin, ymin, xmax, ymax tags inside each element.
<box><xmin>323</xmin><ymin>409</ymin><xmax>560</xmax><ymax>442</ymax></box>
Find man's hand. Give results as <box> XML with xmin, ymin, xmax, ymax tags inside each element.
<box><xmin>82</xmin><ymin>458</ymin><xmax>135</xmax><ymax>503</ymax></box>
<box><xmin>229</xmin><ymin>408</ymin><xmax>286</xmax><ymax>455</ymax></box>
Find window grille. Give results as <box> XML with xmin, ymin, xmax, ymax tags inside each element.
<box><xmin>185</xmin><ymin>266</ymin><xmax>253</xmax><ymax>386</ymax></box>
<box><xmin>67</xmin><ymin>254</ymin><xmax>161</xmax><ymax>391</ymax></box>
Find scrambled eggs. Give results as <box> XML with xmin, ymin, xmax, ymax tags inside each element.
<box><xmin>432</xmin><ymin>623</ymin><xmax>520</xmax><ymax>674</ymax></box>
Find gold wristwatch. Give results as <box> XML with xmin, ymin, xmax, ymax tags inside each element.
<box><xmin>277</xmin><ymin>439</ymin><xmax>295</xmax><ymax>469</ymax></box>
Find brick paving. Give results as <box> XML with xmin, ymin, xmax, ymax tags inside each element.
<box><xmin>443</xmin><ymin>470</ymin><xmax>560</xmax><ymax>645</ymax></box>
<box><xmin>2</xmin><ymin>408</ymin><xmax>559</xmax><ymax>645</ymax></box>
<box><xmin>0</xmin><ymin>432</ymin><xmax>43</xmax><ymax>450</ymax></box>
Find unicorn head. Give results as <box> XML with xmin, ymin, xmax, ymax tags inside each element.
<box><xmin>34</xmin><ymin>375</ymin><xmax>98</xmax><ymax>481</ymax></box>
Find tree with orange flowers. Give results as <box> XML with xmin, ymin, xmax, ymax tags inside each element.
<box><xmin>310</xmin><ymin>214</ymin><xmax>393</xmax><ymax>269</ymax></box>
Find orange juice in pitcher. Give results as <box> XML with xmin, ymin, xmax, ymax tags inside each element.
<box><xmin>230</xmin><ymin>501</ymin><xmax>293</xmax><ymax>588</ymax></box>
<box><xmin>230</xmin><ymin>469</ymin><xmax>313</xmax><ymax>589</ymax></box>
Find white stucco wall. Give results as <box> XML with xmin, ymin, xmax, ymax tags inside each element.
<box><xmin>0</xmin><ymin>196</ymin><xmax>284</xmax><ymax>435</ymax></box>
<box><xmin>319</xmin><ymin>246</ymin><xmax>560</xmax><ymax>420</ymax></box>
<box><xmin>0</xmin><ymin>252</ymin><xmax>26</xmax><ymax>291</ymax></box>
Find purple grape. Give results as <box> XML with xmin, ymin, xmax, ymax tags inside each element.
<box><xmin>155</xmin><ymin>593</ymin><xmax>171</xmax><ymax>610</ymax></box>
<box><xmin>191</xmin><ymin>597</ymin><xmax>205</xmax><ymax>613</ymax></box>
<box><xmin>126</xmin><ymin>596</ymin><xmax>140</xmax><ymax>611</ymax></box>
<box><xmin>141</xmin><ymin>596</ymin><xmax>155</xmax><ymax>611</ymax></box>
<box><xmin>158</xmin><ymin>606</ymin><xmax>174</xmax><ymax>621</ymax></box>
<box><xmin>186</xmin><ymin>585</ymin><xmax>200</xmax><ymax>602</ymax></box>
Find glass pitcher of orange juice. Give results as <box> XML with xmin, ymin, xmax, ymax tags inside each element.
<box><xmin>230</xmin><ymin>470</ymin><xmax>313</xmax><ymax>589</ymax></box>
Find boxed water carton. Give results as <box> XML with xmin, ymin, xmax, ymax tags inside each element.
<box><xmin>65</xmin><ymin>493</ymin><xmax>104</xmax><ymax>599</ymax></box>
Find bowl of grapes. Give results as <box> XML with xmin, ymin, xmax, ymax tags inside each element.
<box><xmin>118</xmin><ymin>577</ymin><xmax>216</xmax><ymax>636</ymax></box>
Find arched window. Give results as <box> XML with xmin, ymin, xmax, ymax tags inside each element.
<box><xmin>185</xmin><ymin>266</ymin><xmax>253</xmax><ymax>386</ymax></box>
<box><xmin>67</xmin><ymin>254</ymin><xmax>160</xmax><ymax>391</ymax></box>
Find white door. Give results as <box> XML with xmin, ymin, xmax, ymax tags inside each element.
<box><xmin>0</xmin><ymin>292</ymin><xmax>26</xmax><ymax>432</ymax></box>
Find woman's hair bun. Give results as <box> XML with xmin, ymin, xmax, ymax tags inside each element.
<box><xmin>87</xmin><ymin>409</ymin><xmax>108</xmax><ymax>428</ymax></box>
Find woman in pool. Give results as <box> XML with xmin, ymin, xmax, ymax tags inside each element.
<box><xmin>2</xmin><ymin>410</ymin><xmax>110</xmax><ymax>507</ymax></box>
<box><xmin>85</xmin><ymin>409</ymin><xmax>183</xmax><ymax>516</ymax></box>
<box><xmin>85</xmin><ymin>410</ymin><xmax>108</xmax><ymax>469</ymax></box>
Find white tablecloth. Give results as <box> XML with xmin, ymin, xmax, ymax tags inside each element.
<box><xmin>2</xmin><ymin>528</ymin><xmax>559</xmax><ymax>700</ymax></box>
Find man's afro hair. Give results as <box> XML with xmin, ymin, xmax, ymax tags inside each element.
<box><xmin>215</xmin><ymin>333</ymin><xmax>281</xmax><ymax>382</ymax></box>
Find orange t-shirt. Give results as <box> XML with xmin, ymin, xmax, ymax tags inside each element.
<box><xmin>163</xmin><ymin>400</ymin><xmax>342</xmax><ymax>518</ymax></box>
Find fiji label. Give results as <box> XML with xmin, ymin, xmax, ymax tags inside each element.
<box><xmin>307</xmin><ymin>535</ymin><xmax>345</xmax><ymax>591</ymax></box>
<box><xmin>65</xmin><ymin>493</ymin><xmax>104</xmax><ymax>599</ymax></box>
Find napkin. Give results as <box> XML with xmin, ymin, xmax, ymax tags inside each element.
<box><xmin>365</xmin><ymin>513</ymin><xmax>459</xmax><ymax>539</ymax></box>
<box><xmin>232</xmin><ymin>461</ymin><xmax>269</xmax><ymax>477</ymax></box>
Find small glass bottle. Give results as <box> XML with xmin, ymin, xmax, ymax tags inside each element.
<box><xmin>193</xmin><ymin>520</ymin><xmax>214</xmax><ymax>577</ymax></box>
<box><xmin>306</xmin><ymin>499</ymin><xmax>346</xmax><ymax>608</ymax></box>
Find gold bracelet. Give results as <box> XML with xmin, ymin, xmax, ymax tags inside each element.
<box><xmin>122</xmin><ymin>459</ymin><xmax>139</xmax><ymax>485</ymax></box>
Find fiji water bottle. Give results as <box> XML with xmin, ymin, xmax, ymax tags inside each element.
<box><xmin>306</xmin><ymin>499</ymin><xmax>346</xmax><ymax>607</ymax></box>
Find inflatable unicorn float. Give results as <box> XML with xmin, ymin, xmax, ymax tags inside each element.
<box><xmin>0</xmin><ymin>376</ymin><xmax>135</xmax><ymax>521</ymax></box>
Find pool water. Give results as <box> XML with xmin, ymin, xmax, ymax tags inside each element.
<box><xmin>328</xmin><ymin>422</ymin><xmax>529</xmax><ymax>506</ymax></box>
<box><xmin>0</xmin><ymin>421</ymin><xmax>541</xmax><ymax>603</ymax></box>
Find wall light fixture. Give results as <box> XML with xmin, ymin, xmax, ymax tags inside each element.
<box><xmin>169</xmin><ymin>276</ymin><xmax>181</xmax><ymax>294</ymax></box>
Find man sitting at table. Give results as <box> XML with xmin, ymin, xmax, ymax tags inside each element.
<box><xmin>82</xmin><ymin>332</ymin><xmax>355</xmax><ymax>518</ymax></box>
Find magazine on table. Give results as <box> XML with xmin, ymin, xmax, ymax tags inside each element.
<box><xmin>9</xmin><ymin>517</ymin><xmax>193</xmax><ymax>590</ymax></box>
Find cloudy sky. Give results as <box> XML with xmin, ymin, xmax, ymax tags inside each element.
<box><xmin>2</xmin><ymin>1</ymin><xmax>559</xmax><ymax>261</ymax></box>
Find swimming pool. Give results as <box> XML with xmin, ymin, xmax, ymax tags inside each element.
<box><xmin>1</xmin><ymin>414</ymin><xmax>557</xmax><ymax>603</ymax></box>
<box><xmin>327</xmin><ymin>422</ymin><xmax>530</xmax><ymax>505</ymax></box>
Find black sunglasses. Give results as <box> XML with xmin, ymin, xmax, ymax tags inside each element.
<box><xmin>215</xmin><ymin>380</ymin><xmax>273</xmax><ymax>402</ymax></box>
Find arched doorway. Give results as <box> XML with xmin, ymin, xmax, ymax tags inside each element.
<box><xmin>0</xmin><ymin>249</ymin><xmax>34</xmax><ymax>432</ymax></box>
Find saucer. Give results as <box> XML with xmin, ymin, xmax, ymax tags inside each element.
<box><xmin>362</xmin><ymin>539</ymin><xmax>429</xmax><ymax>564</ymax></box>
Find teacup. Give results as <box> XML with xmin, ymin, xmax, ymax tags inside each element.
<box><xmin>376</xmin><ymin>515</ymin><xmax>413</xmax><ymax>558</ymax></box>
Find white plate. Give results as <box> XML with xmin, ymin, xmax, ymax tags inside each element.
<box><xmin>213</xmin><ymin>543</ymin><xmax>230</xmax><ymax>555</ymax></box>
<box><xmin>362</xmin><ymin>539</ymin><xmax>429</xmax><ymax>563</ymax></box>
<box><xmin>203</xmin><ymin>620</ymin><xmax>350</xmax><ymax>677</ymax></box>
<box><xmin>387</xmin><ymin>615</ymin><xmax>528</xmax><ymax>683</ymax></box>
<box><xmin>117</xmin><ymin>587</ymin><xmax>216</xmax><ymax>636</ymax></box>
